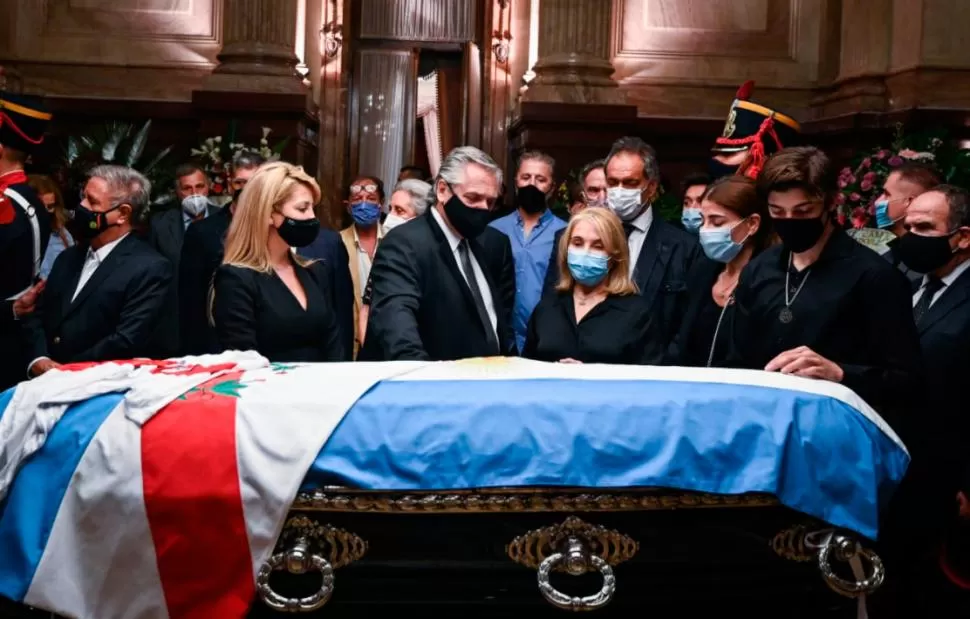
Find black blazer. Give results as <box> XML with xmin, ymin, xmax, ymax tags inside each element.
<box><xmin>212</xmin><ymin>261</ymin><xmax>344</xmax><ymax>363</ymax></box>
<box><xmin>298</xmin><ymin>228</ymin><xmax>356</xmax><ymax>360</ymax></box>
<box><xmin>543</xmin><ymin>216</ymin><xmax>702</xmax><ymax>346</ymax></box>
<box><xmin>915</xmin><ymin>266</ymin><xmax>970</xmax><ymax>456</ymax></box>
<box><xmin>361</xmin><ymin>209</ymin><xmax>516</xmax><ymax>361</ymax></box>
<box><xmin>178</xmin><ymin>207</ymin><xmax>232</xmax><ymax>355</ymax></box>
<box><xmin>23</xmin><ymin>234</ymin><xmax>173</xmax><ymax>365</ymax></box>
<box><xmin>523</xmin><ymin>292</ymin><xmax>664</xmax><ymax>365</ymax></box>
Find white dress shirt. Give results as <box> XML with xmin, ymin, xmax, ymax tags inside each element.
<box><xmin>912</xmin><ymin>258</ymin><xmax>970</xmax><ymax>308</ymax></box>
<box><xmin>626</xmin><ymin>206</ymin><xmax>654</xmax><ymax>268</ymax></box>
<box><xmin>431</xmin><ymin>206</ymin><xmax>498</xmax><ymax>336</ymax></box>
<box><xmin>352</xmin><ymin>225</ymin><xmax>383</xmax><ymax>290</ymax></box>
<box><xmin>72</xmin><ymin>234</ymin><xmax>129</xmax><ymax>302</ymax></box>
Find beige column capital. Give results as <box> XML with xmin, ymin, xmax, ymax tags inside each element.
<box><xmin>204</xmin><ymin>0</ymin><xmax>304</xmax><ymax>94</ymax></box>
<box><xmin>521</xmin><ymin>0</ymin><xmax>625</xmax><ymax>105</ymax></box>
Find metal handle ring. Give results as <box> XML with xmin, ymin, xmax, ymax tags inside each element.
<box><xmin>256</xmin><ymin>541</ymin><xmax>335</xmax><ymax>612</ymax></box>
<box><xmin>537</xmin><ymin>552</ymin><xmax>616</xmax><ymax>611</ymax></box>
<box><xmin>817</xmin><ymin>534</ymin><xmax>885</xmax><ymax>597</ymax></box>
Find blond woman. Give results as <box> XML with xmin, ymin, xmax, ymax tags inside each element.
<box><xmin>211</xmin><ymin>162</ymin><xmax>344</xmax><ymax>361</ymax></box>
<box><xmin>522</xmin><ymin>208</ymin><xmax>663</xmax><ymax>365</ymax></box>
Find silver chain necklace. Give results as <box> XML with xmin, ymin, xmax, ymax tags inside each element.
<box><xmin>780</xmin><ymin>253</ymin><xmax>811</xmax><ymax>324</ymax></box>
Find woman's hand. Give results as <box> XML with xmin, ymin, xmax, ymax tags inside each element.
<box><xmin>559</xmin><ymin>358</ymin><xmax>583</xmax><ymax>364</ymax></box>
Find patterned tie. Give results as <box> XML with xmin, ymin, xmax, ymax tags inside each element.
<box><xmin>913</xmin><ymin>275</ymin><xmax>944</xmax><ymax>324</ymax></box>
<box><xmin>457</xmin><ymin>240</ymin><xmax>500</xmax><ymax>354</ymax></box>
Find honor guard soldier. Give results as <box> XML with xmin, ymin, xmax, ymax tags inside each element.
<box><xmin>709</xmin><ymin>81</ymin><xmax>802</xmax><ymax>180</ymax></box>
<box><xmin>0</xmin><ymin>92</ymin><xmax>53</xmax><ymax>390</ymax></box>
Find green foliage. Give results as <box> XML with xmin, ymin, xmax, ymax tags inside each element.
<box><xmin>61</xmin><ymin>120</ymin><xmax>175</xmax><ymax>208</ymax></box>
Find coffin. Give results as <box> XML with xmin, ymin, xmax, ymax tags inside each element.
<box><xmin>0</xmin><ymin>356</ymin><xmax>908</xmax><ymax>618</ymax></box>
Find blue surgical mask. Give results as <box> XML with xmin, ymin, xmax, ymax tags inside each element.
<box><xmin>567</xmin><ymin>248</ymin><xmax>610</xmax><ymax>287</ymax></box>
<box><xmin>698</xmin><ymin>219</ymin><xmax>749</xmax><ymax>263</ymax></box>
<box><xmin>681</xmin><ymin>207</ymin><xmax>703</xmax><ymax>233</ymax></box>
<box><xmin>874</xmin><ymin>198</ymin><xmax>896</xmax><ymax>229</ymax></box>
<box><xmin>351</xmin><ymin>200</ymin><xmax>381</xmax><ymax>226</ymax></box>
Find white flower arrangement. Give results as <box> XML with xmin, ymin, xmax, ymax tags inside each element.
<box><xmin>190</xmin><ymin>126</ymin><xmax>287</xmax><ymax>198</ymax></box>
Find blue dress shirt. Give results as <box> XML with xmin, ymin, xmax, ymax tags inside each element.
<box><xmin>489</xmin><ymin>208</ymin><xmax>567</xmax><ymax>353</ymax></box>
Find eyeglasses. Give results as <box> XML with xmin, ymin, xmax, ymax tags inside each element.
<box><xmin>350</xmin><ymin>183</ymin><xmax>379</xmax><ymax>195</ymax></box>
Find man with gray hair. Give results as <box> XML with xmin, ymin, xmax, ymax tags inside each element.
<box><xmin>360</xmin><ymin>146</ymin><xmax>515</xmax><ymax>360</ymax></box>
<box><xmin>24</xmin><ymin>165</ymin><xmax>173</xmax><ymax>377</ymax></box>
<box><xmin>602</xmin><ymin>135</ymin><xmax>701</xmax><ymax>347</ymax></box>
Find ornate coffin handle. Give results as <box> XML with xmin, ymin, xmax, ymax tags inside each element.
<box><xmin>817</xmin><ymin>533</ymin><xmax>885</xmax><ymax>597</ymax></box>
<box><xmin>256</xmin><ymin>540</ymin><xmax>334</xmax><ymax>612</ymax></box>
<box><xmin>256</xmin><ymin>515</ymin><xmax>367</xmax><ymax>612</ymax></box>
<box><xmin>507</xmin><ymin>516</ymin><xmax>637</xmax><ymax>611</ymax></box>
<box><xmin>537</xmin><ymin>536</ymin><xmax>616</xmax><ymax>611</ymax></box>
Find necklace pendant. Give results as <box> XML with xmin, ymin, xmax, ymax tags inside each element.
<box><xmin>779</xmin><ymin>306</ymin><xmax>794</xmax><ymax>324</ymax></box>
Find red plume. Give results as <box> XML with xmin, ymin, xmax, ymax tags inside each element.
<box><xmin>735</xmin><ymin>80</ymin><xmax>755</xmax><ymax>101</ymax></box>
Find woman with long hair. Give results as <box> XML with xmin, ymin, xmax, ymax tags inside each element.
<box><xmin>211</xmin><ymin>162</ymin><xmax>344</xmax><ymax>362</ymax></box>
<box><xmin>667</xmin><ymin>175</ymin><xmax>772</xmax><ymax>367</ymax></box>
<box><xmin>522</xmin><ymin>207</ymin><xmax>664</xmax><ymax>364</ymax></box>
<box><xmin>28</xmin><ymin>175</ymin><xmax>74</xmax><ymax>278</ymax></box>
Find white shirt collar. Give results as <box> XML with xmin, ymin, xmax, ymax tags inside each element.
<box><xmin>88</xmin><ymin>233</ymin><xmax>129</xmax><ymax>264</ymax></box>
<box><xmin>353</xmin><ymin>222</ymin><xmax>384</xmax><ymax>248</ymax></box>
<box><xmin>628</xmin><ymin>205</ymin><xmax>653</xmax><ymax>233</ymax></box>
<box><xmin>926</xmin><ymin>256</ymin><xmax>970</xmax><ymax>289</ymax></box>
<box><xmin>431</xmin><ymin>204</ymin><xmax>462</xmax><ymax>251</ymax></box>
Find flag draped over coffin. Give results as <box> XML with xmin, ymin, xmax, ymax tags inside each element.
<box><xmin>0</xmin><ymin>355</ymin><xmax>909</xmax><ymax>619</ymax></box>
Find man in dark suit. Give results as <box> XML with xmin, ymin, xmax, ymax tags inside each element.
<box><xmin>299</xmin><ymin>227</ymin><xmax>356</xmax><ymax>361</ymax></box>
<box><xmin>0</xmin><ymin>92</ymin><xmax>53</xmax><ymax>390</ymax></box>
<box><xmin>548</xmin><ymin>138</ymin><xmax>701</xmax><ymax>347</ymax></box>
<box><xmin>361</xmin><ymin>146</ymin><xmax>515</xmax><ymax>361</ymax></box>
<box><xmin>24</xmin><ymin>165</ymin><xmax>173</xmax><ymax>377</ymax></box>
<box><xmin>877</xmin><ymin>184</ymin><xmax>970</xmax><ymax>616</ymax></box>
<box><xmin>148</xmin><ymin>162</ymin><xmax>217</xmax><ymax>354</ymax></box>
<box><xmin>178</xmin><ymin>151</ymin><xmax>264</xmax><ymax>354</ymax></box>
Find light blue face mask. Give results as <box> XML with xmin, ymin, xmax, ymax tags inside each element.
<box><xmin>681</xmin><ymin>207</ymin><xmax>703</xmax><ymax>233</ymax></box>
<box><xmin>874</xmin><ymin>198</ymin><xmax>896</xmax><ymax>229</ymax></box>
<box><xmin>567</xmin><ymin>248</ymin><xmax>610</xmax><ymax>287</ymax></box>
<box><xmin>698</xmin><ymin>218</ymin><xmax>749</xmax><ymax>263</ymax></box>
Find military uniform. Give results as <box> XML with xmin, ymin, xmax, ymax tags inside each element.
<box><xmin>0</xmin><ymin>92</ymin><xmax>53</xmax><ymax>390</ymax></box>
<box><xmin>710</xmin><ymin>81</ymin><xmax>801</xmax><ymax>179</ymax></box>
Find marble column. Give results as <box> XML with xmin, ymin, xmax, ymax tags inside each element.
<box><xmin>204</xmin><ymin>0</ymin><xmax>304</xmax><ymax>94</ymax></box>
<box><xmin>521</xmin><ymin>0</ymin><xmax>624</xmax><ymax>105</ymax></box>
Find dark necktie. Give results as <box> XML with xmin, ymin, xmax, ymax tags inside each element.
<box><xmin>457</xmin><ymin>240</ymin><xmax>500</xmax><ymax>354</ymax></box>
<box><xmin>623</xmin><ymin>223</ymin><xmax>636</xmax><ymax>239</ymax></box>
<box><xmin>913</xmin><ymin>275</ymin><xmax>944</xmax><ymax>324</ymax></box>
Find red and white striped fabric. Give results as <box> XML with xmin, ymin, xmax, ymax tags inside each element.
<box><xmin>4</xmin><ymin>354</ymin><xmax>425</xmax><ymax>619</ymax></box>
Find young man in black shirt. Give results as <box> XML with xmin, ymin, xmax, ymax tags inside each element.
<box><xmin>729</xmin><ymin>146</ymin><xmax>922</xmax><ymax>420</ymax></box>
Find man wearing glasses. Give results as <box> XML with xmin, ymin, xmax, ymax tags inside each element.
<box><xmin>340</xmin><ymin>175</ymin><xmax>385</xmax><ymax>357</ymax></box>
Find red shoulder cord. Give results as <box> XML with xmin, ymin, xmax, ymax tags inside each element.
<box><xmin>714</xmin><ymin>116</ymin><xmax>783</xmax><ymax>179</ymax></box>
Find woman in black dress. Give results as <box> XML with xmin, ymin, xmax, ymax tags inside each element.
<box><xmin>211</xmin><ymin>162</ymin><xmax>344</xmax><ymax>362</ymax></box>
<box><xmin>523</xmin><ymin>208</ymin><xmax>664</xmax><ymax>365</ymax></box>
<box><xmin>667</xmin><ymin>175</ymin><xmax>772</xmax><ymax>367</ymax></box>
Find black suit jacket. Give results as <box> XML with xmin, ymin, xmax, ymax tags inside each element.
<box><xmin>299</xmin><ymin>228</ymin><xmax>356</xmax><ymax>361</ymax></box>
<box><xmin>543</xmin><ymin>215</ymin><xmax>702</xmax><ymax>346</ymax></box>
<box><xmin>666</xmin><ymin>256</ymin><xmax>731</xmax><ymax>366</ymax></box>
<box><xmin>24</xmin><ymin>234</ymin><xmax>173</xmax><ymax>365</ymax></box>
<box><xmin>178</xmin><ymin>207</ymin><xmax>232</xmax><ymax>355</ymax></box>
<box><xmin>361</xmin><ymin>210</ymin><xmax>516</xmax><ymax>361</ymax></box>
<box><xmin>149</xmin><ymin>205</ymin><xmax>219</xmax><ymax>354</ymax></box>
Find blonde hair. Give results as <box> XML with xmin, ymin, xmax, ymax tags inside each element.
<box><xmin>555</xmin><ymin>208</ymin><xmax>637</xmax><ymax>295</ymax></box>
<box><xmin>222</xmin><ymin>161</ymin><xmax>320</xmax><ymax>273</ymax></box>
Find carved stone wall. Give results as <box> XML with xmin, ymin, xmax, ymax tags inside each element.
<box><xmin>0</xmin><ymin>0</ymin><xmax>221</xmax><ymax>101</ymax></box>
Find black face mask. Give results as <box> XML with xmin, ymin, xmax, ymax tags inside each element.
<box><xmin>443</xmin><ymin>186</ymin><xmax>492</xmax><ymax>239</ymax></box>
<box><xmin>773</xmin><ymin>212</ymin><xmax>828</xmax><ymax>254</ymax></box>
<box><xmin>277</xmin><ymin>217</ymin><xmax>320</xmax><ymax>248</ymax></box>
<box><xmin>894</xmin><ymin>231</ymin><xmax>957</xmax><ymax>274</ymax></box>
<box><xmin>708</xmin><ymin>157</ymin><xmax>740</xmax><ymax>180</ymax></box>
<box><xmin>74</xmin><ymin>204</ymin><xmax>122</xmax><ymax>240</ymax></box>
<box><xmin>516</xmin><ymin>184</ymin><xmax>547</xmax><ymax>215</ymax></box>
